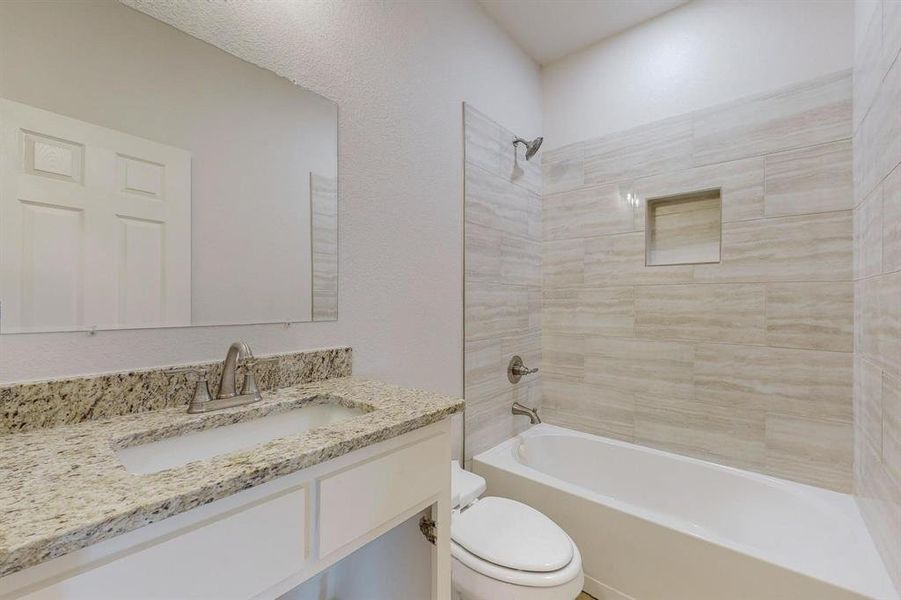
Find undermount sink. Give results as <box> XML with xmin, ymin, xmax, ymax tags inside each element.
<box><xmin>116</xmin><ymin>401</ymin><xmax>366</xmax><ymax>475</ymax></box>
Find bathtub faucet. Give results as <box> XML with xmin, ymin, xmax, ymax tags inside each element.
<box><xmin>512</xmin><ymin>402</ymin><xmax>541</xmax><ymax>425</ymax></box>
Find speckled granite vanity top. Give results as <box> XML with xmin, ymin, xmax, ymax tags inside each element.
<box><xmin>0</xmin><ymin>377</ymin><xmax>463</xmax><ymax>577</ymax></box>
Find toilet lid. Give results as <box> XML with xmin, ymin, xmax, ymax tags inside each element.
<box><xmin>451</xmin><ymin>497</ymin><xmax>573</xmax><ymax>573</ymax></box>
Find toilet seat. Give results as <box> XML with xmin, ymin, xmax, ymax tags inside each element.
<box><xmin>451</xmin><ymin>537</ymin><xmax>583</xmax><ymax>588</ymax></box>
<box><xmin>450</xmin><ymin>496</ymin><xmax>581</xmax><ymax>588</ymax></box>
<box><xmin>452</xmin><ymin>497</ymin><xmax>573</xmax><ymax>572</ymax></box>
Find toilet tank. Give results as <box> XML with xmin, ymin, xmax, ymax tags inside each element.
<box><xmin>451</xmin><ymin>460</ymin><xmax>487</xmax><ymax>509</ymax></box>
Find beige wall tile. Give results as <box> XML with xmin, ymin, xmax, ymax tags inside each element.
<box><xmin>465</xmin><ymin>282</ymin><xmax>534</xmax><ymax>341</ymax></box>
<box><xmin>856</xmin><ymin>56</ymin><xmax>901</xmax><ymax>199</ymax></box>
<box><xmin>464</xmin><ymin>333</ymin><xmax>541</xmax><ymax>459</ymax></box>
<box><xmin>585</xmin><ymin>337</ymin><xmax>695</xmax><ymax>400</ymax></box>
<box><xmin>542</xmin><ymin>143</ymin><xmax>584</xmax><ymax>195</ymax></box>
<box><xmin>694</xmin><ymin>343</ymin><xmax>852</xmax><ymax>422</ymax></box>
<box><xmin>765</xmin><ymin>282</ymin><xmax>853</xmax><ymax>352</ymax></box>
<box><xmin>860</xmin><ymin>272</ymin><xmax>901</xmax><ymax>376</ymax></box>
<box><xmin>543</xmin><ymin>238</ymin><xmax>585</xmax><ymax>286</ymax></box>
<box><xmin>543</xmin><ymin>383</ymin><xmax>635</xmax><ymax>442</ymax></box>
<box><xmin>855</xmin><ymin>183</ymin><xmax>884</xmax><ymax>279</ymax></box>
<box><xmin>634</xmin><ymin>393</ymin><xmax>766</xmax><ymax>471</ymax></box>
<box><xmin>465</xmin><ymin>162</ymin><xmax>540</xmax><ymax>240</ymax></box>
<box><xmin>467</xmin><ymin>221</ymin><xmax>541</xmax><ymax>287</ymax></box>
<box><xmin>464</xmin><ymin>105</ymin><xmax>544</xmax><ymax>460</ymax></box>
<box><xmin>464</xmin><ymin>103</ymin><xmax>541</xmax><ymax>196</ymax></box>
<box><xmin>532</xmin><ymin>74</ymin><xmax>857</xmax><ymax>494</ymax></box>
<box><xmin>693</xmin><ymin>211</ymin><xmax>852</xmax><ymax>283</ymax></box>
<box><xmin>501</xmin><ymin>330</ymin><xmax>542</xmax><ymax>375</ymax></box>
<box><xmin>884</xmin><ymin>164</ymin><xmax>901</xmax><ymax>273</ymax></box>
<box><xmin>465</xmin><ymin>332</ymin><xmax>540</xmax><ymax>402</ymax></box>
<box><xmin>855</xmin><ymin>279</ymin><xmax>864</xmax><ymax>352</ymax></box>
<box><xmin>544</xmin><ymin>286</ymin><xmax>634</xmax><ymax>337</ymax></box>
<box><xmin>635</xmin><ymin>283</ymin><xmax>766</xmax><ymax>344</ymax></box>
<box><xmin>503</xmin><ymin>141</ymin><xmax>542</xmax><ymax>196</ymax></box>
<box><xmin>632</xmin><ymin>157</ymin><xmax>765</xmax><ymax>224</ymax></box>
<box><xmin>464</xmin><ymin>103</ymin><xmax>502</xmax><ymax>175</ymax></box>
<box><xmin>544</xmin><ymin>184</ymin><xmax>636</xmax><ymax>241</ymax></box>
<box><xmin>764</xmin><ymin>140</ymin><xmax>853</xmax><ymax>217</ymax></box>
<box><xmin>584</xmin><ymin>231</ymin><xmax>694</xmax><ymax>285</ymax></box>
<box><xmin>859</xmin><ymin>357</ymin><xmax>885</xmax><ymax>456</ymax></box>
<box><xmin>764</xmin><ymin>414</ymin><xmax>852</xmax><ymax>491</ymax></box>
<box><xmin>465</xmin><ymin>337</ymin><xmax>506</xmax><ymax>401</ymax></box>
<box><xmin>465</xmin><ymin>161</ymin><xmax>515</xmax><ymax>231</ymax></box>
<box><xmin>465</xmin><ymin>385</ymin><xmax>539</xmax><ymax>458</ymax></box>
<box><xmin>582</xmin><ymin>114</ymin><xmax>693</xmax><ymax>185</ymax></box>
<box><xmin>884</xmin><ymin>371</ymin><xmax>901</xmax><ymax>482</ymax></box>
<box><xmin>465</xmin><ymin>221</ymin><xmax>502</xmax><ymax>283</ymax></box>
<box><xmin>692</xmin><ymin>71</ymin><xmax>851</xmax><ymax>165</ymax></box>
<box><xmin>856</xmin><ymin>442</ymin><xmax>901</xmax><ymax>590</ymax></box>
<box><xmin>541</xmin><ymin>333</ymin><xmax>585</xmax><ymax>383</ymax></box>
<box><xmin>500</xmin><ymin>235</ymin><xmax>541</xmax><ymax>286</ymax></box>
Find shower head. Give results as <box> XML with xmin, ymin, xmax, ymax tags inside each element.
<box><xmin>513</xmin><ymin>136</ymin><xmax>543</xmax><ymax>161</ymax></box>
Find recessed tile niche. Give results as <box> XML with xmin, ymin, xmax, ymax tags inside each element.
<box><xmin>645</xmin><ymin>188</ymin><xmax>722</xmax><ymax>266</ymax></box>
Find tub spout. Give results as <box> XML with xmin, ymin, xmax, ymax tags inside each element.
<box><xmin>512</xmin><ymin>401</ymin><xmax>541</xmax><ymax>425</ymax></box>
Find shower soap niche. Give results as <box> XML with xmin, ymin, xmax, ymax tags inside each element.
<box><xmin>645</xmin><ymin>188</ymin><xmax>721</xmax><ymax>266</ymax></box>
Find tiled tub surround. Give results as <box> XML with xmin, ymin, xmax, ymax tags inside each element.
<box><xmin>0</xmin><ymin>377</ymin><xmax>464</xmax><ymax>577</ymax></box>
<box><xmin>0</xmin><ymin>347</ymin><xmax>352</xmax><ymax>433</ymax></box>
<box><xmin>541</xmin><ymin>70</ymin><xmax>855</xmax><ymax>492</ymax></box>
<box><xmin>464</xmin><ymin>104</ymin><xmax>542</xmax><ymax>459</ymax></box>
<box><xmin>853</xmin><ymin>0</ymin><xmax>901</xmax><ymax>591</ymax></box>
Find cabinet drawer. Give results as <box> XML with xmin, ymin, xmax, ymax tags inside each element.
<box><xmin>22</xmin><ymin>485</ymin><xmax>308</xmax><ymax>600</ymax></box>
<box><xmin>319</xmin><ymin>434</ymin><xmax>446</xmax><ymax>558</ymax></box>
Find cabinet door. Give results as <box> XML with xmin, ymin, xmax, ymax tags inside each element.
<box><xmin>20</xmin><ymin>486</ymin><xmax>308</xmax><ymax>600</ymax></box>
<box><xmin>319</xmin><ymin>434</ymin><xmax>446</xmax><ymax>558</ymax></box>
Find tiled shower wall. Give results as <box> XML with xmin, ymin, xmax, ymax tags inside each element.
<box><xmin>853</xmin><ymin>0</ymin><xmax>901</xmax><ymax>590</ymax></box>
<box><xmin>541</xmin><ymin>71</ymin><xmax>855</xmax><ymax>492</ymax></box>
<box><xmin>464</xmin><ymin>104</ymin><xmax>542</xmax><ymax>459</ymax></box>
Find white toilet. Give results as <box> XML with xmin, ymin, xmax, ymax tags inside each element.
<box><xmin>450</xmin><ymin>461</ymin><xmax>584</xmax><ymax>600</ymax></box>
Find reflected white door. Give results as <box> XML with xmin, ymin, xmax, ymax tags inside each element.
<box><xmin>0</xmin><ymin>99</ymin><xmax>191</xmax><ymax>332</ymax></box>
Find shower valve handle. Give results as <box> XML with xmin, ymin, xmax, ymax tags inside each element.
<box><xmin>508</xmin><ymin>355</ymin><xmax>538</xmax><ymax>383</ymax></box>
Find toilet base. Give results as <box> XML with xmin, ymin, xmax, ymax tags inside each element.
<box><xmin>451</xmin><ymin>556</ymin><xmax>584</xmax><ymax>600</ymax></box>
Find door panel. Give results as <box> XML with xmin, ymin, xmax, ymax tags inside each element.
<box><xmin>0</xmin><ymin>99</ymin><xmax>191</xmax><ymax>332</ymax></box>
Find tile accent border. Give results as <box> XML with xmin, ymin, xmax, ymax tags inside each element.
<box><xmin>0</xmin><ymin>347</ymin><xmax>352</xmax><ymax>433</ymax></box>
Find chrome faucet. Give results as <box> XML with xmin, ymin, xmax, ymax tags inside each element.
<box><xmin>512</xmin><ymin>402</ymin><xmax>541</xmax><ymax>425</ymax></box>
<box><xmin>167</xmin><ymin>342</ymin><xmax>264</xmax><ymax>414</ymax></box>
<box><xmin>218</xmin><ymin>342</ymin><xmax>256</xmax><ymax>399</ymax></box>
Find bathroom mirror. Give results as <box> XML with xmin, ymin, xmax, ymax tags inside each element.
<box><xmin>0</xmin><ymin>0</ymin><xmax>338</xmax><ymax>333</ymax></box>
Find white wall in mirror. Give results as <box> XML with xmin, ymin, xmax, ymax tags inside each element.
<box><xmin>0</xmin><ymin>0</ymin><xmax>338</xmax><ymax>333</ymax></box>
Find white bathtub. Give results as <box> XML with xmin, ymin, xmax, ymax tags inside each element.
<box><xmin>473</xmin><ymin>424</ymin><xmax>897</xmax><ymax>600</ymax></box>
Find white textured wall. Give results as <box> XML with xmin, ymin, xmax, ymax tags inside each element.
<box><xmin>542</xmin><ymin>0</ymin><xmax>853</xmax><ymax>149</ymax></box>
<box><xmin>0</xmin><ymin>0</ymin><xmax>541</xmax><ymax>395</ymax></box>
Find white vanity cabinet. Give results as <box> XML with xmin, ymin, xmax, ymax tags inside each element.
<box><xmin>0</xmin><ymin>420</ymin><xmax>452</xmax><ymax>600</ymax></box>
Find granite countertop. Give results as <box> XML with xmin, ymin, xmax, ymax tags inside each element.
<box><xmin>0</xmin><ymin>377</ymin><xmax>464</xmax><ymax>578</ymax></box>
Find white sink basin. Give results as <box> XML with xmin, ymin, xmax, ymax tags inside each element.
<box><xmin>116</xmin><ymin>402</ymin><xmax>366</xmax><ymax>475</ymax></box>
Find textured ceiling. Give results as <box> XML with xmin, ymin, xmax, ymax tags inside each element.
<box><xmin>478</xmin><ymin>0</ymin><xmax>688</xmax><ymax>64</ymax></box>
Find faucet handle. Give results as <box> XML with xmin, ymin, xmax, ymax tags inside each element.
<box><xmin>507</xmin><ymin>355</ymin><xmax>539</xmax><ymax>383</ymax></box>
<box><xmin>240</xmin><ymin>357</ymin><xmax>275</xmax><ymax>398</ymax></box>
<box><xmin>164</xmin><ymin>367</ymin><xmax>213</xmax><ymax>412</ymax></box>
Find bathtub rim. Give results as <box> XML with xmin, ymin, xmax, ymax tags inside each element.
<box><xmin>473</xmin><ymin>423</ymin><xmax>896</xmax><ymax>600</ymax></box>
